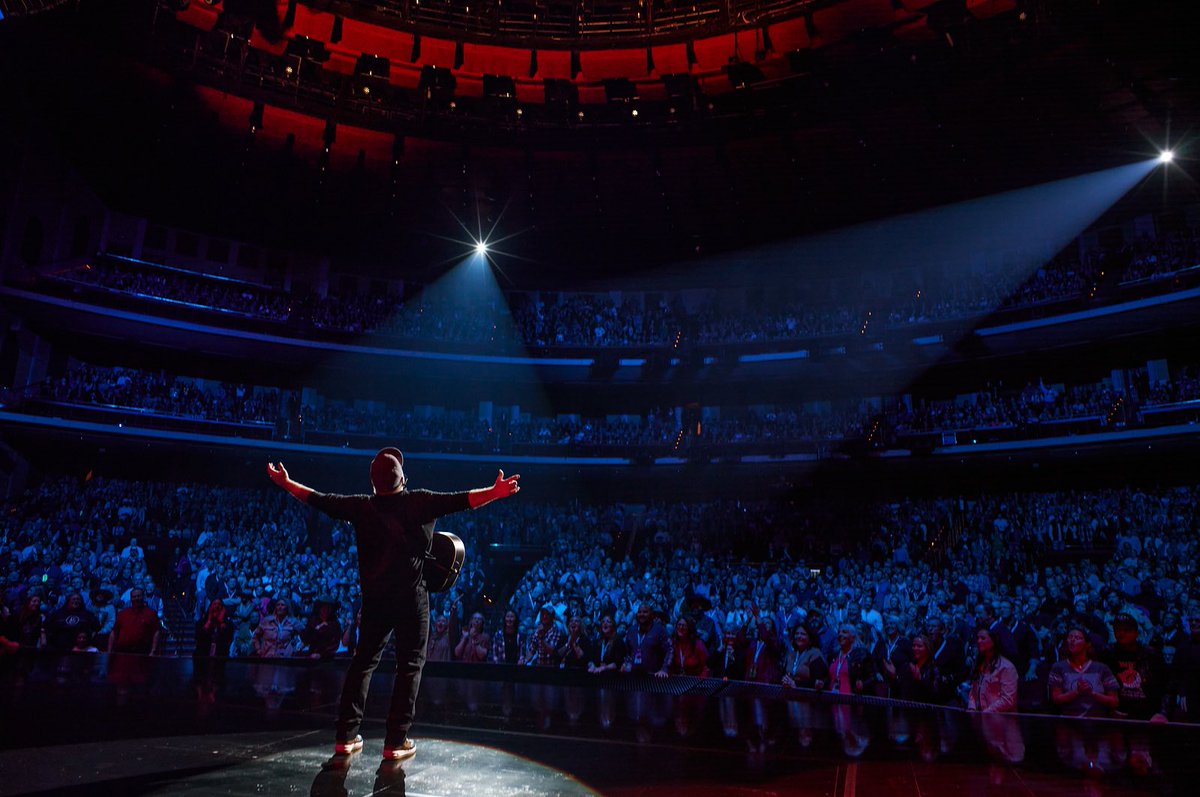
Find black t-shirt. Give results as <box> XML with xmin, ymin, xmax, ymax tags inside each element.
<box><xmin>309</xmin><ymin>488</ymin><xmax>470</xmax><ymax>602</ymax></box>
<box><xmin>47</xmin><ymin>608</ymin><xmax>99</xmax><ymax>651</ymax></box>
<box><xmin>1099</xmin><ymin>642</ymin><xmax>1167</xmax><ymax>720</ymax></box>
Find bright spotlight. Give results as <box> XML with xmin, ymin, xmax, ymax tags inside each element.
<box><xmin>475</xmin><ymin>241</ymin><xmax>488</xmax><ymax>255</ymax></box>
<box><xmin>1158</xmin><ymin>150</ymin><xmax>1175</xmax><ymax>164</ymax></box>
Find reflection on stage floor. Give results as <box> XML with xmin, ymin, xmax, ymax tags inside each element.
<box><xmin>0</xmin><ymin>652</ymin><xmax>1194</xmax><ymax>796</ymax></box>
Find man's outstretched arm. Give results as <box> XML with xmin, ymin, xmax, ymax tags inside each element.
<box><xmin>468</xmin><ymin>469</ymin><xmax>521</xmax><ymax>509</ymax></box>
<box><xmin>267</xmin><ymin>462</ymin><xmax>314</xmax><ymax>504</ymax></box>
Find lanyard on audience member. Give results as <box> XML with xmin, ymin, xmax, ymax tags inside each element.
<box><xmin>600</xmin><ymin>639</ymin><xmax>610</xmax><ymax>661</ymax></box>
<box><xmin>886</xmin><ymin>638</ymin><xmax>898</xmax><ymax>660</ymax></box>
<box><xmin>935</xmin><ymin>639</ymin><xmax>947</xmax><ymax>660</ymax></box>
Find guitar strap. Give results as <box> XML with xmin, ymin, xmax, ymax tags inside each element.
<box><xmin>421</xmin><ymin>521</ymin><xmax>438</xmax><ymax>567</ymax></box>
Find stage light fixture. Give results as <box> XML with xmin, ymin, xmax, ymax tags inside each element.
<box><xmin>249</xmin><ymin>101</ymin><xmax>264</xmax><ymax>132</ymax></box>
<box><xmin>543</xmin><ymin>78</ymin><xmax>579</xmax><ymax>119</ymax></box>
<box><xmin>1159</xmin><ymin>150</ymin><xmax>1175</xmax><ymax>164</ymax></box>
<box><xmin>483</xmin><ymin>74</ymin><xmax>519</xmax><ymax>119</ymax></box>
<box><xmin>662</xmin><ymin>73</ymin><xmax>699</xmax><ymax>116</ymax></box>
<box><xmin>475</xmin><ymin>241</ymin><xmax>488</xmax><ymax>255</ymax></box>
<box><xmin>419</xmin><ymin>65</ymin><xmax>457</xmax><ymax>108</ymax></box>
<box><xmin>354</xmin><ymin>54</ymin><xmax>391</xmax><ymax>101</ymax></box>
<box><xmin>603</xmin><ymin>78</ymin><xmax>637</xmax><ymax>105</ymax></box>
<box><xmin>724</xmin><ymin>61</ymin><xmax>765</xmax><ymax>90</ymax></box>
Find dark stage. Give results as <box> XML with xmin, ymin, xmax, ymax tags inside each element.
<box><xmin>1</xmin><ymin>653</ymin><xmax>1196</xmax><ymax>796</ymax></box>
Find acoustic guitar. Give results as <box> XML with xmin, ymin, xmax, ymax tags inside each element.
<box><xmin>423</xmin><ymin>531</ymin><xmax>466</xmax><ymax>593</ymax></box>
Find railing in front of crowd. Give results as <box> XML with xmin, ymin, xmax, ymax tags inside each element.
<box><xmin>8</xmin><ymin>647</ymin><xmax>1199</xmax><ymax>728</ymax></box>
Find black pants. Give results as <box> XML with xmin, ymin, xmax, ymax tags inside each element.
<box><xmin>336</xmin><ymin>588</ymin><xmax>429</xmax><ymax>747</ymax></box>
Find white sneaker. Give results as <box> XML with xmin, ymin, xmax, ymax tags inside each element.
<box><xmin>381</xmin><ymin>739</ymin><xmax>416</xmax><ymax>761</ymax></box>
<box><xmin>333</xmin><ymin>735</ymin><xmax>363</xmax><ymax>754</ymax></box>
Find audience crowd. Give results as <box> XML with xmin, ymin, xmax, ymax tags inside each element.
<box><xmin>41</xmin><ymin>221</ymin><xmax>1200</xmax><ymax>350</ymax></box>
<box><xmin>22</xmin><ymin>361</ymin><xmax>1200</xmax><ymax>455</ymax></box>
<box><xmin>1122</xmin><ymin>228</ymin><xmax>1200</xmax><ymax>283</ymax></box>
<box><xmin>35</xmin><ymin>362</ymin><xmax>280</xmax><ymax>426</ymax></box>
<box><xmin>3</xmin><ymin>471</ymin><xmax>1200</xmax><ymax>729</ymax></box>
<box><xmin>489</xmin><ymin>483</ymin><xmax>1200</xmax><ymax>727</ymax></box>
<box><xmin>66</xmin><ymin>260</ymin><xmax>292</xmax><ymax>320</ymax></box>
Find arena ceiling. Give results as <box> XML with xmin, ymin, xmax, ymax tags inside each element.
<box><xmin>1</xmin><ymin>0</ymin><xmax>1198</xmax><ymax>281</ymax></box>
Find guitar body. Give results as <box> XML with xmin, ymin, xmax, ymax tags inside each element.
<box><xmin>423</xmin><ymin>531</ymin><xmax>466</xmax><ymax>593</ymax></box>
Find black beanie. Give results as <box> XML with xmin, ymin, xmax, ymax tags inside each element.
<box><xmin>370</xmin><ymin>448</ymin><xmax>405</xmax><ymax>494</ymax></box>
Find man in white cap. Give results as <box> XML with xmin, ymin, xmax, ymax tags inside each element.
<box><xmin>267</xmin><ymin>448</ymin><xmax>520</xmax><ymax>760</ymax></box>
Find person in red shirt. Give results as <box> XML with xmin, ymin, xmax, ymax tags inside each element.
<box><xmin>667</xmin><ymin>617</ymin><xmax>710</xmax><ymax>677</ymax></box>
<box><xmin>107</xmin><ymin>588</ymin><xmax>161</xmax><ymax>656</ymax></box>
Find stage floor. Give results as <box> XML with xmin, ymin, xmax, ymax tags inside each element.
<box><xmin>1</xmin><ymin>653</ymin><xmax>1195</xmax><ymax>796</ymax></box>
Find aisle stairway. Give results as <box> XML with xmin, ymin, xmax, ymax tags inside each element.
<box><xmin>161</xmin><ymin>597</ymin><xmax>194</xmax><ymax>657</ymax></box>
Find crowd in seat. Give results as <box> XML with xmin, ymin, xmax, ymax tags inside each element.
<box><xmin>64</xmin><ymin>260</ymin><xmax>292</xmax><ymax>320</ymax></box>
<box><xmin>1122</xmin><ymin>229</ymin><xmax>1200</xmax><ymax>283</ymax></box>
<box><xmin>486</xmin><ymin>484</ymin><xmax>1200</xmax><ymax>727</ymax></box>
<box><xmin>36</xmin><ymin>220</ymin><xmax>1200</xmax><ymax>351</ymax></box>
<box><xmin>0</xmin><ymin>476</ymin><xmax>179</xmax><ymax>655</ymax></box>
<box><xmin>893</xmin><ymin>381</ymin><xmax>1123</xmax><ymax>434</ymax></box>
<box><xmin>35</xmin><ymin>362</ymin><xmax>280</xmax><ymax>425</ymax></box>
<box><xmin>4</xmin><ymin>470</ymin><xmax>1199</xmax><ymax>730</ymax></box>
<box><xmin>19</xmin><ymin>360</ymin><xmax>1200</xmax><ymax>457</ymax></box>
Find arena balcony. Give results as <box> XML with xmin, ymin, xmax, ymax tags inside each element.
<box><xmin>0</xmin><ymin>0</ymin><xmax>74</xmax><ymax>19</ymax></box>
<box><xmin>6</xmin><ymin>249</ymin><xmax>1200</xmax><ymax>376</ymax></box>
<box><xmin>154</xmin><ymin>0</ymin><xmax>1030</xmax><ymax>138</ymax></box>
<box><xmin>172</xmin><ymin>0</ymin><xmax>955</xmax><ymax>51</ymax></box>
<box><xmin>5</xmin><ymin>348</ymin><xmax>1200</xmax><ymax>473</ymax></box>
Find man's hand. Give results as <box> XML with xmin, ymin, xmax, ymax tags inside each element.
<box><xmin>266</xmin><ymin>462</ymin><xmax>313</xmax><ymax>503</ymax></box>
<box><xmin>469</xmin><ymin>470</ymin><xmax>521</xmax><ymax>509</ymax></box>
<box><xmin>492</xmin><ymin>469</ymin><xmax>521</xmax><ymax>499</ymax></box>
<box><xmin>266</xmin><ymin>462</ymin><xmax>290</xmax><ymax>487</ymax></box>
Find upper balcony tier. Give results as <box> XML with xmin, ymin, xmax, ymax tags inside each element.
<box><xmin>5</xmin><ymin>249</ymin><xmax>1200</xmax><ymax>393</ymax></box>
<box><xmin>177</xmin><ymin>0</ymin><xmax>973</xmax><ymax>51</ymax></box>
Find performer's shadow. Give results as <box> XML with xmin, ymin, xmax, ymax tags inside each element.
<box><xmin>310</xmin><ymin>754</ymin><xmax>409</xmax><ymax>797</ymax></box>
<box><xmin>373</xmin><ymin>760</ymin><xmax>409</xmax><ymax>794</ymax></box>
